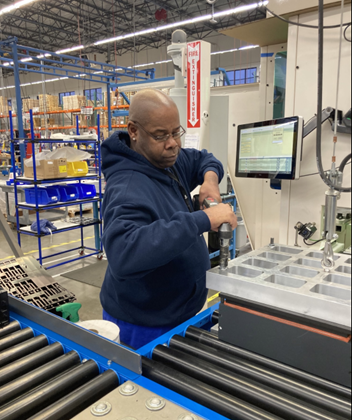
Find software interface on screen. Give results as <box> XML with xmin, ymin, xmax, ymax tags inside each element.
<box><xmin>238</xmin><ymin>121</ymin><xmax>296</xmax><ymax>174</ymax></box>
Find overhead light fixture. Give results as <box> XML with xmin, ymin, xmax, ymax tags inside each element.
<box><xmin>94</xmin><ymin>2</ymin><xmax>268</xmax><ymax>46</ymax></box>
<box><xmin>0</xmin><ymin>0</ymin><xmax>37</xmax><ymax>16</ymax></box>
<box><xmin>238</xmin><ymin>45</ymin><xmax>259</xmax><ymax>50</ymax></box>
<box><xmin>56</xmin><ymin>45</ymin><xmax>84</xmax><ymax>54</ymax></box>
<box><xmin>211</xmin><ymin>45</ymin><xmax>259</xmax><ymax>55</ymax></box>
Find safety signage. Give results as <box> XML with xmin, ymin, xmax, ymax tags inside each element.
<box><xmin>187</xmin><ymin>42</ymin><xmax>201</xmax><ymax>128</ymax></box>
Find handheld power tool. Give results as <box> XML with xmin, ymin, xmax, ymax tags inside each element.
<box><xmin>203</xmin><ymin>197</ymin><xmax>232</xmax><ymax>270</ymax></box>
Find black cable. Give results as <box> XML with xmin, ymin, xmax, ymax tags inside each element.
<box><xmin>300</xmin><ymin>161</ymin><xmax>351</xmax><ymax>178</ymax></box>
<box><xmin>265</xmin><ymin>7</ymin><xmax>351</xmax><ymax>30</ymax></box>
<box><xmin>303</xmin><ymin>238</ymin><xmax>325</xmax><ymax>246</ymax></box>
<box><xmin>344</xmin><ymin>23</ymin><xmax>351</xmax><ymax>42</ymax></box>
<box><xmin>339</xmin><ymin>153</ymin><xmax>351</xmax><ymax>172</ymax></box>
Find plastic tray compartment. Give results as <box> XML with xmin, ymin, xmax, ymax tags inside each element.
<box><xmin>57</xmin><ymin>185</ymin><xmax>80</xmax><ymax>202</ymax></box>
<box><xmin>25</xmin><ymin>187</ymin><xmax>60</xmax><ymax>205</ymax></box>
<box><xmin>67</xmin><ymin>161</ymin><xmax>89</xmax><ymax>177</ymax></box>
<box><xmin>77</xmin><ymin>183</ymin><xmax>97</xmax><ymax>199</ymax></box>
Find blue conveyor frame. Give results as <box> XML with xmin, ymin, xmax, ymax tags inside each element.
<box><xmin>9</xmin><ymin>300</ymin><xmax>227</xmax><ymax>420</ymax></box>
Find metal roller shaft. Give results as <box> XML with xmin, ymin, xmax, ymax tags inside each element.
<box><xmin>28</xmin><ymin>369</ymin><xmax>119</xmax><ymax>420</ymax></box>
<box><xmin>170</xmin><ymin>336</ymin><xmax>351</xmax><ymax>418</ymax></box>
<box><xmin>0</xmin><ymin>359</ymin><xmax>99</xmax><ymax>420</ymax></box>
<box><xmin>0</xmin><ymin>321</ymin><xmax>21</xmax><ymax>339</ymax></box>
<box><xmin>152</xmin><ymin>345</ymin><xmax>346</xmax><ymax>420</ymax></box>
<box><xmin>212</xmin><ymin>310</ymin><xmax>220</xmax><ymax>324</ymax></box>
<box><xmin>186</xmin><ymin>326</ymin><xmax>351</xmax><ymax>401</ymax></box>
<box><xmin>0</xmin><ymin>327</ymin><xmax>33</xmax><ymax>352</ymax></box>
<box><xmin>0</xmin><ymin>342</ymin><xmax>63</xmax><ymax>387</ymax></box>
<box><xmin>0</xmin><ymin>350</ymin><xmax>80</xmax><ymax>406</ymax></box>
<box><xmin>0</xmin><ymin>335</ymin><xmax>48</xmax><ymax>367</ymax></box>
<box><xmin>142</xmin><ymin>357</ymin><xmax>284</xmax><ymax>420</ymax></box>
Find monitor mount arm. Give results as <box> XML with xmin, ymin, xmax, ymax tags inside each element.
<box><xmin>303</xmin><ymin>107</ymin><xmax>335</xmax><ymax>138</ymax></box>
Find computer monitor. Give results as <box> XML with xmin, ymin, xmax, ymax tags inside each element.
<box><xmin>235</xmin><ymin>116</ymin><xmax>304</xmax><ymax>180</ymax></box>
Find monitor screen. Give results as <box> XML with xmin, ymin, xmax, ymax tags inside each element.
<box><xmin>235</xmin><ymin>116</ymin><xmax>304</xmax><ymax>180</ymax></box>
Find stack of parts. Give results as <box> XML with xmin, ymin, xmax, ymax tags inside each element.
<box><xmin>62</xmin><ymin>96</ymin><xmax>86</xmax><ymax>111</ymax></box>
<box><xmin>143</xmin><ymin>325</ymin><xmax>352</xmax><ymax>420</ymax></box>
<box><xmin>103</xmin><ymin>91</ymin><xmax>121</xmax><ymax>107</ymax></box>
<box><xmin>39</xmin><ymin>95</ymin><xmax>59</xmax><ymax>112</ymax></box>
<box><xmin>0</xmin><ymin>259</ymin><xmax>75</xmax><ymax>312</ymax></box>
<box><xmin>41</xmin><ymin>118</ymin><xmax>56</xmax><ymax>127</ymax></box>
<box><xmin>0</xmin><ymin>97</ymin><xmax>10</xmax><ymax>116</ymax></box>
<box><xmin>23</xmin><ymin>99</ymin><xmax>39</xmax><ymax>113</ymax></box>
<box><xmin>100</xmin><ymin>112</ymin><xmax>125</xmax><ymax>127</ymax></box>
<box><xmin>0</xmin><ymin>288</ymin><xmax>9</xmax><ymax>328</ymax></box>
<box><xmin>0</xmin><ymin>321</ymin><xmax>119</xmax><ymax>419</ymax></box>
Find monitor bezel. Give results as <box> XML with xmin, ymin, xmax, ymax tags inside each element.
<box><xmin>235</xmin><ymin>116</ymin><xmax>304</xmax><ymax>180</ymax></box>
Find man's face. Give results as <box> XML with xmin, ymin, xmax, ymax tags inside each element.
<box><xmin>131</xmin><ymin>105</ymin><xmax>182</xmax><ymax>169</ymax></box>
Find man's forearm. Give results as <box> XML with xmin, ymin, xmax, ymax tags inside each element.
<box><xmin>204</xmin><ymin>171</ymin><xmax>219</xmax><ymax>185</ymax></box>
<box><xmin>199</xmin><ymin>171</ymin><xmax>221</xmax><ymax>206</ymax></box>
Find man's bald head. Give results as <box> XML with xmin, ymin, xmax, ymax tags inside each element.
<box><xmin>129</xmin><ymin>89</ymin><xmax>179</xmax><ymax>127</ymax></box>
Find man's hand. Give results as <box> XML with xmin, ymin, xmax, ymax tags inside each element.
<box><xmin>203</xmin><ymin>203</ymin><xmax>238</xmax><ymax>232</ymax></box>
<box><xmin>199</xmin><ymin>171</ymin><xmax>221</xmax><ymax>208</ymax></box>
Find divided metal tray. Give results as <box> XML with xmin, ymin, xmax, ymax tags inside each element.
<box><xmin>207</xmin><ymin>245</ymin><xmax>351</xmax><ymax>328</ymax></box>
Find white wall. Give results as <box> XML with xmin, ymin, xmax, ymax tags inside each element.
<box><xmin>267</xmin><ymin>0</ymin><xmax>346</xmax><ymax>16</ymax></box>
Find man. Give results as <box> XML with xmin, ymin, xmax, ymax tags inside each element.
<box><xmin>101</xmin><ymin>89</ymin><xmax>237</xmax><ymax>349</ymax></box>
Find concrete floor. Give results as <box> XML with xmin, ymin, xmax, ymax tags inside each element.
<box><xmin>0</xmin><ymin>221</ymin><xmax>230</xmax><ymax>323</ymax></box>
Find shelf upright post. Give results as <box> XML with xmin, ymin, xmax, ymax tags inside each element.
<box><xmin>76</xmin><ymin>115</ymin><xmax>80</xmax><ymax>135</ymax></box>
<box><xmin>30</xmin><ymin>110</ymin><xmax>43</xmax><ymax>265</ymax></box>
<box><xmin>10</xmin><ymin>39</ymin><xmax>25</xmax><ymax>164</ymax></box>
<box><xmin>9</xmin><ymin>111</ymin><xmax>15</xmax><ymax>170</ymax></box>
<box><xmin>95</xmin><ymin>113</ymin><xmax>102</xmax><ymax>253</ymax></box>
<box><xmin>10</xmin><ymin>111</ymin><xmax>21</xmax><ymax>247</ymax></box>
<box><xmin>107</xmin><ymin>83</ymin><xmax>112</xmax><ymax>133</ymax></box>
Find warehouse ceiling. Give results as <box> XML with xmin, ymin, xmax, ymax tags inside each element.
<box><xmin>0</xmin><ymin>0</ymin><xmax>266</xmax><ymax>59</ymax></box>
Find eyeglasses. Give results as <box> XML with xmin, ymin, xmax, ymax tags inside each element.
<box><xmin>131</xmin><ymin>120</ymin><xmax>186</xmax><ymax>142</ymax></box>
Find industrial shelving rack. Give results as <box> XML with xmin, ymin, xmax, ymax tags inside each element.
<box><xmin>0</xmin><ymin>37</ymin><xmax>155</xmax><ymax>162</ymax></box>
<box><xmin>10</xmin><ymin>112</ymin><xmax>104</xmax><ymax>270</ymax></box>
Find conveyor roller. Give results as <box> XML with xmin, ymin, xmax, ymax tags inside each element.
<box><xmin>142</xmin><ymin>357</ymin><xmax>283</xmax><ymax>420</ymax></box>
<box><xmin>0</xmin><ymin>320</ymin><xmax>120</xmax><ymax>419</ymax></box>
<box><xmin>152</xmin><ymin>344</ymin><xmax>348</xmax><ymax>420</ymax></box>
<box><xmin>169</xmin><ymin>335</ymin><xmax>351</xmax><ymax>418</ymax></box>
<box><xmin>186</xmin><ymin>326</ymin><xmax>351</xmax><ymax>401</ymax></box>
<box><xmin>0</xmin><ymin>342</ymin><xmax>64</xmax><ymax>386</ymax></box>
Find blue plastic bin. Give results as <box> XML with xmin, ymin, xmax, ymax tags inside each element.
<box><xmin>57</xmin><ymin>185</ymin><xmax>80</xmax><ymax>202</ymax></box>
<box><xmin>77</xmin><ymin>184</ymin><xmax>96</xmax><ymax>199</ymax></box>
<box><xmin>25</xmin><ymin>187</ymin><xmax>60</xmax><ymax>205</ymax></box>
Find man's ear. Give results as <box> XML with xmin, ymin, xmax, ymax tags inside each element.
<box><xmin>128</xmin><ymin>121</ymin><xmax>137</xmax><ymax>139</ymax></box>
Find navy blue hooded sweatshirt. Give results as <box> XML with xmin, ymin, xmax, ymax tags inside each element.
<box><xmin>100</xmin><ymin>131</ymin><xmax>224</xmax><ymax>328</ymax></box>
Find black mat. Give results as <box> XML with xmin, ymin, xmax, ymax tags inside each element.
<box><xmin>61</xmin><ymin>260</ymin><xmax>108</xmax><ymax>288</ymax></box>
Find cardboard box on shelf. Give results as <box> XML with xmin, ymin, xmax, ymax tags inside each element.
<box><xmin>104</xmin><ymin>91</ymin><xmax>121</xmax><ymax>107</ymax></box>
<box><xmin>24</xmin><ymin>158</ymin><xmax>68</xmax><ymax>180</ymax></box>
<box><xmin>41</xmin><ymin>118</ymin><xmax>55</xmax><ymax>126</ymax></box>
<box><xmin>33</xmin><ymin>118</ymin><xmax>42</xmax><ymax>128</ymax></box>
<box><xmin>23</xmin><ymin>99</ymin><xmax>40</xmax><ymax>112</ymax></box>
<box><xmin>0</xmin><ymin>154</ymin><xmax>11</xmax><ymax>167</ymax></box>
<box><xmin>0</xmin><ymin>97</ymin><xmax>9</xmax><ymax>115</ymax></box>
<box><xmin>62</xmin><ymin>95</ymin><xmax>86</xmax><ymax>110</ymax></box>
<box><xmin>39</xmin><ymin>95</ymin><xmax>59</xmax><ymax>112</ymax></box>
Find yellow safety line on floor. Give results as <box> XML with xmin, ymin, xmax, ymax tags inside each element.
<box><xmin>0</xmin><ymin>236</ymin><xmax>94</xmax><ymax>261</ymax></box>
<box><xmin>207</xmin><ymin>292</ymin><xmax>220</xmax><ymax>303</ymax></box>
